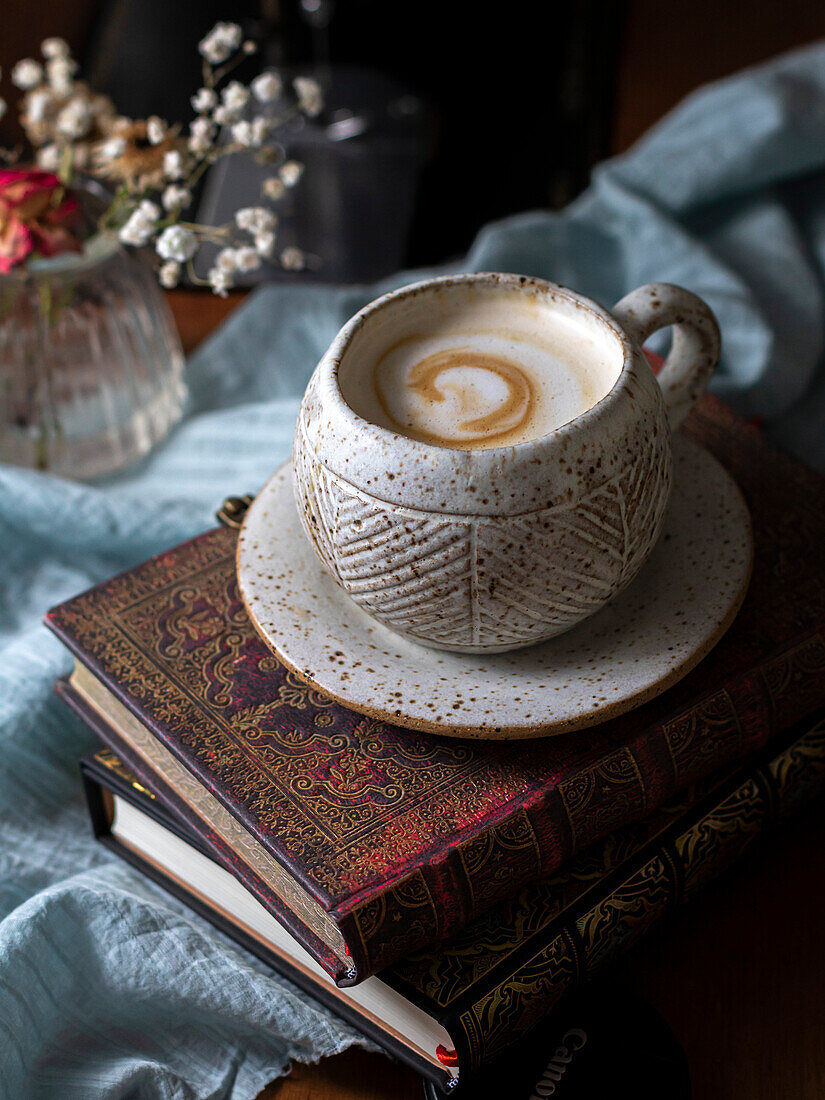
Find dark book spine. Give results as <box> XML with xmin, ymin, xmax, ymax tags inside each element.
<box><xmin>444</xmin><ymin>716</ymin><xmax>825</xmax><ymax>1074</ymax></box>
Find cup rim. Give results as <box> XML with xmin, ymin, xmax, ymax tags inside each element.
<box><xmin>321</xmin><ymin>271</ymin><xmax>636</xmax><ymax>457</ymax></box>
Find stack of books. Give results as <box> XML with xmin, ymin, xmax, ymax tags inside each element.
<box><xmin>47</xmin><ymin>397</ymin><xmax>825</xmax><ymax>1093</ymax></box>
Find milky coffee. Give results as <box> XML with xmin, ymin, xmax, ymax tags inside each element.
<box><xmin>340</xmin><ymin>288</ymin><xmax>619</xmax><ymax>450</ymax></box>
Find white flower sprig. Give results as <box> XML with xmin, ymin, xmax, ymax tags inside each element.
<box><xmin>2</xmin><ymin>23</ymin><xmax>325</xmax><ymax>293</ymax></box>
<box><xmin>111</xmin><ymin>19</ymin><xmax>324</xmax><ymax>293</ymax></box>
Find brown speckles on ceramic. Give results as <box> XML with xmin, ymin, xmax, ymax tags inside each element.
<box><xmin>293</xmin><ymin>432</ymin><xmax>670</xmax><ymax>652</ymax></box>
<box><xmin>237</xmin><ymin>435</ymin><xmax>752</xmax><ymax>739</ymax></box>
<box><xmin>291</xmin><ymin>273</ymin><xmax>721</xmax><ymax>652</ymax></box>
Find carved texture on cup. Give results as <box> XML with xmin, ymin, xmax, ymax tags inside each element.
<box><xmin>294</xmin><ymin>428</ymin><xmax>672</xmax><ymax>652</ymax></box>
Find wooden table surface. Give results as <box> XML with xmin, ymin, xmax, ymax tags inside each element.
<box><xmin>167</xmin><ymin>7</ymin><xmax>825</xmax><ymax>1094</ymax></box>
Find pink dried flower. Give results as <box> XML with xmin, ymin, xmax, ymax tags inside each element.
<box><xmin>0</xmin><ymin>168</ymin><xmax>82</xmax><ymax>273</ymax></box>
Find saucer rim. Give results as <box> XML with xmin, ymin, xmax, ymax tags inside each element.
<box><xmin>237</xmin><ymin>441</ymin><xmax>753</xmax><ymax>740</ymax></box>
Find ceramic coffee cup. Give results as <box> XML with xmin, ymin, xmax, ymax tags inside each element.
<box><xmin>292</xmin><ymin>273</ymin><xmax>719</xmax><ymax>653</ymax></box>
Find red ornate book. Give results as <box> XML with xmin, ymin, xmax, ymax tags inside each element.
<box><xmin>47</xmin><ymin>396</ymin><xmax>825</xmax><ymax>986</ymax></box>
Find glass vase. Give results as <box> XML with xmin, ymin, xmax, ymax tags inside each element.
<box><xmin>0</xmin><ymin>232</ymin><xmax>187</xmax><ymax>480</ymax></box>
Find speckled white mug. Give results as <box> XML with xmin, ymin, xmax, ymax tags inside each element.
<box><xmin>293</xmin><ymin>273</ymin><xmax>720</xmax><ymax>653</ymax></box>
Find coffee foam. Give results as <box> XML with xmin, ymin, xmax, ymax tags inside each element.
<box><xmin>339</xmin><ymin>288</ymin><xmax>621</xmax><ymax>450</ymax></box>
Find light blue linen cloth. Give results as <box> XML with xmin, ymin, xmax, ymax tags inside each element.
<box><xmin>4</xmin><ymin>40</ymin><xmax>825</xmax><ymax>1099</ymax></box>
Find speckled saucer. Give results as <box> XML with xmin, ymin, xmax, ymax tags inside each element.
<box><xmin>237</xmin><ymin>435</ymin><xmax>752</xmax><ymax>739</ymax></box>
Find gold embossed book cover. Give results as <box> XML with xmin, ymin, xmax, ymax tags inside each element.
<box><xmin>48</xmin><ymin>397</ymin><xmax>825</xmax><ymax>986</ymax></box>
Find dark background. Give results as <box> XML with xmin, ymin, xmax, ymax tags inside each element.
<box><xmin>2</xmin><ymin>0</ymin><xmax>825</xmax><ymax>268</ymax></box>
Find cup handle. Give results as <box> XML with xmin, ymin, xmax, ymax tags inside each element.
<box><xmin>611</xmin><ymin>283</ymin><xmax>721</xmax><ymax>430</ymax></box>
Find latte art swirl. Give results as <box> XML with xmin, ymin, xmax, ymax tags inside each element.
<box><xmin>370</xmin><ymin>331</ymin><xmax>598</xmax><ymax>449</ymax></box>
<box><xmin>381</xmin><ymin>347</ymin><xmax>534</xmax><ymax>446</ymax></box>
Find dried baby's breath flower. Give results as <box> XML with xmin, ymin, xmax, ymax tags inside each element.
<box><xmin>254</xmin><ymin>231</ymin><xmax>275</xmax><ymax>257</ymax></box>
<box><xmin>230</xmin><ymin>120</ymin><xmax>256</xmax><ymax>147</ymax></box>
<box><xmin>262</xmin><ymin>176</ymin><xmax>286</xmax><ymax>201</ymax></box>
<box><xmin>233</xmin><ymin>245</ymin><xmax>261</xmax><ymax>272</ymax></box>
<box><xmin>56</xmin><ymin>97</ymin><xmax>92</xmax><ymax>139</ymax></box>
<box><xmin>210</xmin><ymin>245</ymin><xmax>265</xmax><ymax>282</ymax></box>
<box><xmin>20</xmin><ymin>89</ymin><xmax>59</xmax><ymax>144</ymax></box>
<box><xmin>146</xmin><ymin>116</ymin><xmax>167</xmax><ymax>145</ymax></box>
<box><xmin>25</xmin><ymin>90</ymin><xmax>52</xmax><ymax>124</ymax></box>
<box><xmin>208</xmin><ymin>265</ymin><xmax>233</xmax><ymax>296</ymax></box>
<box><xmin>156</xmin><ymin>225</ymin><xmax>197</xmax><ymax>262</ymax></box>
<box><xmin>42</xmin><ymin>38</ymin><xmax>70</xmax><ymax>60</ymax></box>
<box><xmin>119</xmin><ymin>200</ymin><xmax>160</xmax><ymax>246</ymax></box>
<box><xmin>97</xmin><ymin>120</ymin><xmax>182</xmax><ymax>190</ymax></box>
<box><xmin>279</xmin><ymin>160</ymin><xmax>303</xmax><ymax>187</ymax></box>
<box><xmin>221</xmin><ymin>81</ymin><xmax>249</xmax><ymax>112</ymax></box>
<box><xmin>161</xmin><ymin>184</ymin><xmax>190</xmax><ymax>211</ymax></box>
<box><xmin>163</xmin><ymin>149</ymin><xmax>186</xmax><ymax>179</ymax></box>
<box><xmin>251</xmin><ymin>71</ymin><xmax>282</xmax><ymax>103</ymax></box>
<box><xmin>46</xmin><ymin>57</ymin><xmax>77</xmax><ymax>95</ymax></box>
<box><xmin>235</xmin><ymin>206</ymin><xmax>275</xmax><ymax>233</ymax></box>
<box><xmin>188</xmin><ymin>116</ymin><xmax>215</xmax><ymax>154</ymax></box>
<box><xmin>293</xmin><ymin>76</ymin><xmax>323</xmax><ymax>117</ymax></box>
<box><xmin>20</xmin><ymin>77</ymin><xmax>119</xmax><ymax>166</ymax></box>
<box><xmin>12</xmin><ymin>59</ymin><xmax>44</xmax><ymax>90</ymax></box>
<box><xmin>280</xmin><ymin>246</ymin><xmax>305</xmax><ymax>270</ymax></box>
<box><xmin>199</xmin><ymin>22</ymin><xmax>242</xmax><ymax>65</ymax></box>
<box><xmin>191</xmin><ymin>87</ymin><xmax>217</xmax><ymax>113</ymax></box>
<box><xmin>35</xmin><ymin>143</ymin><xmax>61</xmax><ymax>170</ymax></box>
<box><xmin>97</xmin><ymin>135</ymin><xmax>126</xmax><ymax>162</ymax></box>
<box><xmin>252</xmin><ymin>117</ymin><xmax>271</xmax><ymax>144</ymax></box>
<box><xmin>159</xmin><ymin>260</ymin><xmax>181</xmax><ymax>288</ymax></box>
<box><xmin>215</xmin><ymin>247</ymin><xmax>238</xmax><ymax>272</ymax></box>
<box><xmin>212</xmin><ymin>105</ymin><xmax>236</xmax><ymax>126</ymax></box>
